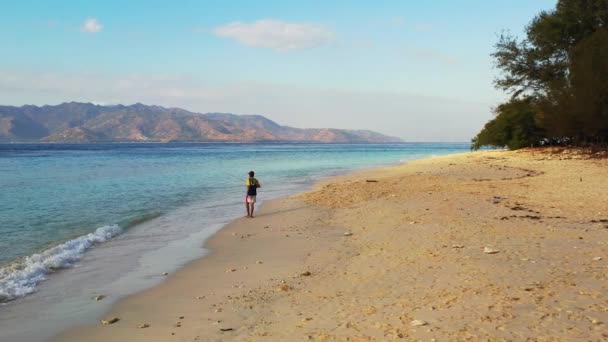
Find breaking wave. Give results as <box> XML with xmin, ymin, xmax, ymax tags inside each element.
<box><xmin>0</xmin><ymin>225</ymin><xmax>122</xmax><ymax>303</ymax></box>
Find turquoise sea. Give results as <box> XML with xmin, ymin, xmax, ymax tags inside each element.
<box><xmin>0</xmin><ymin>142</ymin><xmax>468</xmax><ymax>341</ymax></box>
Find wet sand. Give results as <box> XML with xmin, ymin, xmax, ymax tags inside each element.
<box><xmin>56</xmin><ymin>150</ymin><xmax>608</xmax><ymax>341</ymax></box>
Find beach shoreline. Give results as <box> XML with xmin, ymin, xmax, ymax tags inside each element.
<box><xmin>54</xmin><ymin>188</ymin><xmax>341</xmax><ymax>342</ymax></box>
<box><xmin>56</xmin><ymin>149</ymin><xmax>608</xmax><ymax>341</ymax></box>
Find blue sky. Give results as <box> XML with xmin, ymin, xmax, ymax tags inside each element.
<box><xmin>1</xmin><ymin>0</ymin><xmax>557</xmax><ymax>141</ymax></box>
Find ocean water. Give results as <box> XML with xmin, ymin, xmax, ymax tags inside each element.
<box><xmin>0</xmin><ymin>142</ymin><xmax>468</xmax><ymax>341</ymax></box>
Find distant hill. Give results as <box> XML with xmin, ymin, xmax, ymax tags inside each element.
<box><xmin>0</xmin><ymin>102</ymin><xmax>401</xmax><ymax>143</ymax></box>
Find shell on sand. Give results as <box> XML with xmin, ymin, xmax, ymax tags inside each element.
<box><xmin>483</xmin><ymin>247</ymin><xmax>500</xmax><ymax>254</ymax></box>
<box><xmin>410</xmin><ymin>319</ymin><xmax>428</xmax><ymax>326</ymax></box>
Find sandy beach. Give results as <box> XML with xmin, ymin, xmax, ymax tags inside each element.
<box><xmin>56</xmin><ymin>149</ymin><xmax>608</xmax><ymax>341</ymax></box>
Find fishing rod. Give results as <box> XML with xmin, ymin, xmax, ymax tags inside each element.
<box><xmin>226</xmin><ymin>173</ymin><xmax>245</xmax><ymax>182</ymax></box>
<box><xmin>226</xmin><ymin>172</ymin><xmax>252</xmax><ymax>216</ymax></box>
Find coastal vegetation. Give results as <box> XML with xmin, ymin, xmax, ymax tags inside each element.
<box><xmin>472</xmin><ymin>0</ymin><xmax>608</xmax><ymax>150</ymax></box>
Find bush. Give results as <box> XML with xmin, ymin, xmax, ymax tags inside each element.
<box><xmin>472</xmin><ymin>99</ymin><xmax>545</xmax><ymax>150</ymax></box>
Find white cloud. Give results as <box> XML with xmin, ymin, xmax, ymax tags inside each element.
<box><xmin>404</xmin><ymin>47</ymin><xmax>460</xmax><ymax>64</ymax></box>
<box><xmin>414</xmin><ymin>24</ymin><xmax>433</xmax><ymax>32</ymax></box>
<box><xmin>81</xmin><ymin>18</ymin><xmax>103</xmax><ymax>33</ymax></box>
<box><xmin>212</xmin><ymin>19</ymin><xmax>334</xmax><ymax>51</ymax></box>
<box><xmin>389</xmin><ymin>17</ymin><xmax>405</xmax><ymax>28</ymax></box>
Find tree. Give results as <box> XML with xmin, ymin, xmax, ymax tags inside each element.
<box><xmin>494</xmin><ymin>0</ymin><xmax>608</xmax><ymax>99</ymax></box>
<box><xmin>474</xmin><ymin>0</ymin><xmax>608</xmax><ymax>149</ymax></box>
<box><xmin>472</xmin><ymin>98</ymin><xmax>544</xmax><ymax>150</ymax></box>
<box><xmin>569</xmin><ymin>28</ymin><xmax>608</xmax><ymax>142</ymax></box>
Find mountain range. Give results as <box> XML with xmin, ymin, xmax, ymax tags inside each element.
<box><xmin>0</xmin><ymin>102</ymin><xmax>401</xmax><ymax>143</ymax></box>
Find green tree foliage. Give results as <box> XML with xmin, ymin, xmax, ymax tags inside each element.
<box><xmin>565</xmin><ymin>28</ymin><xmax>608</xmax><ymax>140</ymax></box>
<box><xmin>473</xmin><ymin>0</ymin><xmax>608</xmax><ymax>149</ymax></box>
<box><xmin>472</xmin><ymin>99</ymin><xmax>544</xmax><ymax>150</ymax></box>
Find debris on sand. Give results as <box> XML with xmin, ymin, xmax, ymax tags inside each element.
<box><xmin>593</xmin><ymin>257</ymin><xmax>602</xmax><ymax>261</ymax></box>
<box><xmin>343</xmin><ymin>232</ymin><xmax>353</xmax><ymax>236</ymax></box>
<box><xmin>137</xmin><ymin>323</ymin><xmax>150</xmax><ymax>329</ymax></box>
<box><xmin>101</xmin><ymin>317</ymin><xmax>120</xmax><ymax>325</ymax></box>
<box><xmin>220</xmin><ymin>328</ymin><xmax>234</xmax><ymax>332</ymax></box>
<box><xmin>279</xmin><ymin>284</ymin><xmax>293</xmax><ymax>291</ymax></box>
<box><xmin>301</xmin><ymin>271</ymin><xmax>312</xmax><ymax>277</ymax></box>
<box><xmin>366</xmin><ymin>180</ymin><xmax>379</xmax><ymax>183</ymax></box>
<box><xmin>452</xmin><ymin>244</ymin><xmax>465</xmax><ymax>249</ymax></box>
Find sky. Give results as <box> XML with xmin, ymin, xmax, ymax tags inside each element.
<box><xmin>0</xmin><ymin>0</ymin><xmax>557</xmax><ymax>141</ymax></box>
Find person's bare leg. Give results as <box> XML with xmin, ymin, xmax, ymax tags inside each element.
<box><xmin>250</xmin><ymin>203</ymin><xmax>255</xmax><ymax>218</ymax></box>
<box><xmin>245</xmin><ymin>202</ymin><xmax>251</xmax><ymax>217</ymax></box>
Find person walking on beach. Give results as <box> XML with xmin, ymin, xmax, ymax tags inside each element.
<box><xmin>246</xmin><ymin>170</ymin><xmax>261</xmax><ymax>218</ymax></box>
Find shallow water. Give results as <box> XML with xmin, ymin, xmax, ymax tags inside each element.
<box><xmin>0</xmin><ymin>142</ymin><xmax>468</xmax><ymax>341</ymax></box>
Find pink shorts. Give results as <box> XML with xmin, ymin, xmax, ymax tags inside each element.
<box><xmin>246</xmin><ymin>195</ymin><xmax>256</xmax><ymax>203</ymax></box>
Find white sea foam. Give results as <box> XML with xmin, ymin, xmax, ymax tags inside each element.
<box><xmin>0</xmin><ymin>225</ymin><xmax>122</xmax><ymax>302</ymax></box>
